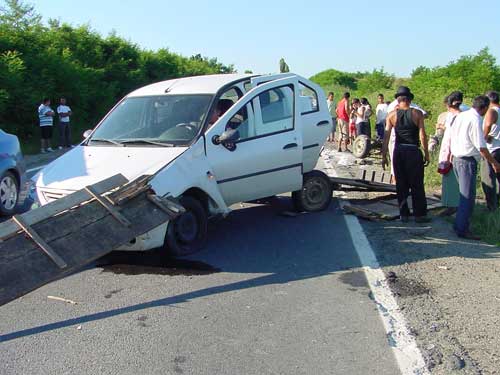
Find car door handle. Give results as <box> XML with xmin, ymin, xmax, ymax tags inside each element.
<box><xmin>283</xmin><ymin>143</ymin><xmax>298</xmax><ymax>149</ymax></box>
<box><xmin>316</xmin><ymin>120</ymin><xmax>329</xmax><ymax>127</ymax></box>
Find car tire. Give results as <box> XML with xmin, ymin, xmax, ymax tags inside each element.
<box><xmin>352</xmin><ymin>135</ymin><xmax>371</xmax><ymax>159</ymax></box>
<box><xmin>0</xmin><ymin>171</ymin><xmax>19</xmax><ymax>216</ymax></box>
<box><xmin>163</xmin><ymin>196</ymin><xmax>208</xmax><ymax>256</ymax></box>
<box><xmin>292</xmin><ymin>170</ymin><xmax>332</xmax><ymax>212</ymax></box>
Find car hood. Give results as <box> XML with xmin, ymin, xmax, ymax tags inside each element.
<box><xmin>35</xmin><ymin>145</ymin><xmax>187</xmax><ymax>191</ymax></box>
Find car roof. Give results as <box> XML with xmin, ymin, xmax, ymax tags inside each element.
<box><xmin>128</xmin><ymin>74</ymin><xmax>256</xmax><ymax>97</ymax></box>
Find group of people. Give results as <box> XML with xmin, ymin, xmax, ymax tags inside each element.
<box><xmin>327</xmin><ymin>85</ymin><xmax>500</xmax><ymax>240</ymax></box>
<box><xmin>327</xmin><ymin>92</ymin><xmax>392</xmax><ymax>151</ymax></box>
<box><xmin>38</xmin><ymin>97</ymin><xmax>73</xmax><ymax>153</ymax></box>
<box><xmin>435</xmin><ymin>90</ymin><xmax>500</xmax><ymax>239</ymax></box>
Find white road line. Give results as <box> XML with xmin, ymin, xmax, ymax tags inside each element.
<box><xmin>322</xmin><ymin>150</ymin><xmax>429</xmax><ymax>375</ymax></box>
<box><xmin>26</xmin><ymin>165</ymin><xmax>46</xmax><ymax>173</ymax></box>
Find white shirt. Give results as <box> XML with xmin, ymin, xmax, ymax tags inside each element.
<box><xmin>375</xmin><ymin>103</ymin><xmax>388</xmax><ymax>123</ymax></box>
<box><xmin>327</xmin><ymin>99</ymin><xmax>336</xmax><ymax>118</ymax></box>
<box><xmin>486</xmin><ymin>106</ymin><xmax>500</xmax><ymax>152</ymax></box>
<box><xmin>387</xmin><ymin>99</ymin><xmax>427</xmax><ymax>116</ymax></box>
<box><xmin>450</xmin><ymin>108</ymin><xmax>487</xmax><ymax>159</ymax></box>
<box><xmin>57</xmin><ymin>105</ymin><xmax>71</xmax><ymax>123</ymax></box>
<box><xmin>38</xmin><ymin>104</ymin><xmax>53</xmax><ymax>127</ymax></box>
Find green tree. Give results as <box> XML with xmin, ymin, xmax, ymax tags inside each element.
<box><xmin>0</xmin><ymin>0</ymin><xmax>40</xmax><ymax>29</ymax></box>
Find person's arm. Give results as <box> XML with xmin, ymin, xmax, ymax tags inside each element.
<box><xmin>345</xmin><ymin>101</ymin><xmax>350</xmax><ymax>115</ymax></box>
<box><xmin>480</xmin><ymin>148</ymin><xmax>500</xmax><ymax>173</ymax></box>
<box><xmin>471</xmin><ymin>118</ymin><xmax>500</xmax><ymax>172</ymax></box>
<box><xmin>483</xmin><ymin>108</ymin><xmax>498</xmax><ymax>143</ymax></box>
<box><xmin>382</xmin><ymin>112</ymin><xmax>395</xmax><ymax>169</ymax></box>
<box><xmin>415</xmin><ymin>109</ymin><xmax>430</xmax><ymax>166</ymax></box>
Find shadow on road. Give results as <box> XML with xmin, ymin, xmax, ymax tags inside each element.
<box><xmin>0</xmin><ymin>197</ymin><xmax>362</xmax><ymax>342</ymax></box>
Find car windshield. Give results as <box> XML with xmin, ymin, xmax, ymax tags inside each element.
<box><xmin>89</xmin><ymin>94</ymin><xmax>212</xmax><ymax>146</ymax></box>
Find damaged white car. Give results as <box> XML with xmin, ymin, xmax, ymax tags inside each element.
<box><xmin>32</xmin><ymin>73</ymin><xmax>333</xmax><ymax>255</ymax></box>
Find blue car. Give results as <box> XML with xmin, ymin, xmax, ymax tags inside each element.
<box><xmin>0</xmin><ymin>129</ymin><xmax>27</xmax><ymax>215</ymax></box>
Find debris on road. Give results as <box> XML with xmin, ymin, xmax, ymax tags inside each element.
<box><xmin>47</xmin><ymin>295</ymin><xmax>78</xmax><ymax>305</ymax></box>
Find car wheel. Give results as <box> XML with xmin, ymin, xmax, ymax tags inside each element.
<box><xmin>352</xmin><ymin>135</ymin><xmax>371</xmax><ymax>159</ymax></box>
<box><xmin>292</xmin><ymin>170</ymin><xmax>332</xmax><ymax>212</ymax></box>
<box><xmin>163</xmin><ymin>196</ymin><xmax>208</xmax><ymax>256</ymax></box>
<box><xmin>0</xmin><ymin>171</ymin><xmax>19</xmax><ymax>216</ymax></box>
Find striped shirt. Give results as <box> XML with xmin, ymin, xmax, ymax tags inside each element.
<box><xmin>38</xmin><ymin>104</ymin><xmax>53</xmax><ymax>127</ymax></box>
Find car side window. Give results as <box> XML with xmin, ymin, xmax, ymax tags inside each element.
<box><xmin>299</xmin><ymin>82</ymin><xmax>318</xmax><ymax>114</ymax></box>
<box><xmin>253</xmin><ymin>85</ymin><xmax>294</xmax><ymax>137</ymax></box>
<box><xmin>224</xmin><ymin>105</ymin><xmax>251</xmax><ymax>141</ymax></box>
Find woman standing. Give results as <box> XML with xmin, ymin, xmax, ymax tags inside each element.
<box><xmin>438</xmin><ymin>91</ymin><xmax>463</xmax><ymax>213</ymax></box>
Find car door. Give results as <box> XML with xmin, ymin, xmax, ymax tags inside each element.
<box><xmin>205</xmin><ymin>77</ymin><xmax>303</xmax><ymax>206</ymax></box>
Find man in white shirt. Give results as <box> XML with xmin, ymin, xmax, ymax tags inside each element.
<box><xmin>326</xmin><ymin>92</ymin><xmax>337</xmax><ymax>143</ymax></box>
<box><xmin>38</xmin><ymin>98</ymin><xmax>55</xmax><ymax>153</ymax></box>
<box><xmin>56</xmin><ymin>97</ymin><xmax>72</xmax><ymax>149</ymax></box>
<box><xmin>375</xmin><ymin>94</ymin><xmax>388</xmax><ymax>140</ymax></box>
<box><xmin>450</xmin><ymin>95</ymin><xmax>500</xmax><ymax>239</ymax></box>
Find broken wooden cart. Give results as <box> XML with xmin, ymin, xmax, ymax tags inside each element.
<box><xmin>0</xmin><ymin>174</ymin><xmax>184</xmax><ymax>307</ymax></box>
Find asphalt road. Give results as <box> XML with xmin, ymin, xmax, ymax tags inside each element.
<box><xmin>0</xmin><ymin>196</ymin><xmax>400</xmax><ymax>374</ymax></box>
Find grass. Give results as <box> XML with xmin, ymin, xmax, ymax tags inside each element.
<box><xmin>472</xmin><ymin>205</ymin><xmax>500</xmax><ymax>246</ymax></box>
<box><xmin>19</xmin><ymin>123</ymin><xmax>87</xmax><ymax>155</ymax></box>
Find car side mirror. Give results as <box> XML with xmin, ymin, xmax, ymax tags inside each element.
<box><xmin>212</xmin><ymin>129</ymin><xmax>240</xmax><ymax>146</ymax></box>
<box><xmin>83</xmin><ymin>129</ymin><xmax>93</xmax><ymax>139</ymax></box>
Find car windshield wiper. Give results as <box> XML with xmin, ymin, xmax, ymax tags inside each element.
<box><xmin>89</xmin><ymin>138</ymin><xmax>123</xmax><ymax>146</ymax></box>
<box><xmin>119</xmin><ymin>139</ymin><xmax>175</xmax><ymax>147</ymax></box>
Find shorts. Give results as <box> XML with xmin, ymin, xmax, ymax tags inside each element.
<box><xmin>331</xmin><ymin>118</ymin><xmax>337</xmax><ymax>133</ymax></box>
<box><xmin>337</xmin><ymin>119</ymin><xmax>349</xmax><ymax>141</ymax></box>
<box><xmin>356</xmin><ymin>121</ymin><xmax>371</xmax><ymax>138</ymax></box>
<box><xmin>40</xmin><ymin>125</ymin><xmax>53</xmax><ymax>139</ymax></box>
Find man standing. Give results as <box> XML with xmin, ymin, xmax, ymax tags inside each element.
<box><xmin>375</xmin><ymin>94</ymin><xmax>388</xmax><ymax>140</ymax></box>
<box><xmin>326</xmin><ymin>92</ymin><xmax>337</xmax><ymax>143</ymax></box>
<box><xmin>480</xmin><ymin>91</ymin><xmax>500</xmax><ymax>211</ymax></box>
<box><xmin>450</xmin><ymin>96</ymin><xmax>500</xmax><ymax>239</ymax></box>
<box><xmin>57</xmin><ymin>97</ymin><xmax>72</xmax><ymax>149</ymax></box>
<box><xmin>382</xmin><ymin>86</ymin><xmax>430</xmax><ymax>223</ymax></box>
<box><xmin>38</xmin><ymin>98</ymin><xmax>54</xmax><ymax>153</ymax></box>
<box><xmin>336</xmin><ymin>92</ymin><xmax>350</xmax><ymax>152</ymax></box>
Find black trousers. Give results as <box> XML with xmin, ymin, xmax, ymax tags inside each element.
<box><xmin>393</xmin><ymin>144</ymin><xmax>427</xmax><ymax>217</ymax></box>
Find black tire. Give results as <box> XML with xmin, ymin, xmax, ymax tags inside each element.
<box><xmin>163</xmin><ymin>196</ymin><xmax>208</xmax><ymax>256</ymax></box>
<box><xmin>0</xmin><ymin>171</ymin><xmax>19</xmax><ymax>216</ymax></box>
<box><xmin>292</xmin><ymin>170</ymin><xmax>333</xmax><ymax>212</ymax></box>
<box><xmin>353</xmin><ymin>135</ymin><xmax>371</xmax><ymax>159</ymax></box>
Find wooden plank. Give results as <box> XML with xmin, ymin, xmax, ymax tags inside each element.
<box><xmin>0</xmin><ymin>192</ymin><xmax>182</xmax><ymax>307</ymax></box>
<box><xmin>146</xmin><ymin>194</ymin><xmax>185</xmax><ymax>216</ymax></box>
<box><xmin>329</xmin><ymin>176</ymin><xmax>397</xmax><ymax>193</ymax></box>
<box><xmin>0</xmin><ymin>174</ymin><xmax>128</xmax><ymax>240</ymax></box>
<box><xmin>110</xmin><ymin>175</ymin><xmax>151</xmax><ymax>205</ymax></box>
<box><xmin>12</xmin><ymin>215</ymin><xmax>68</xmax><ymax>269</ymax></box>
<box><xmin>84</xmin><ymin>186</ymin><xmax>131</xmax><ymax>227</ymax></box>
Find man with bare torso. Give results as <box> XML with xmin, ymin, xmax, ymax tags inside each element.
<box><xmin>382</xmin><ymin>86</ymin><xmax>430</xmax><ymax>223</ymax></box>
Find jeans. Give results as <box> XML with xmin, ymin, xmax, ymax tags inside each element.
<box><xmin>453</xmin><ymin>156</ymin><xmax>477</xmax><ymax>236</ymax></box>
<box><xmin>375</xmin><ymin>122</ymin><xmax>385</xmax><ymax>140</ymax></box>
<box><xmin>58</xmin><ymin>122</ymin><xmax>71</xmax><ymax>147</ymax></box>
<box><xmin>393</xmin><ymin>144</ymin><xmax>427</xmax><ymax>217</ymax></box>
<box><xmin>480</xmin><ymin>149</ymin><xmax>500</xmax><ymax>210</ymax></box>
<box><xmin>355</xmin><ymin>121</ymin><xmax>371</xmax><ymax>138</ymax></box>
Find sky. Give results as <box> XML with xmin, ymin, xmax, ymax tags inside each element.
<box><xmin>31</xmin><ymin>0</ymin><xmax>500</xmax><ymax>78</ymax></box>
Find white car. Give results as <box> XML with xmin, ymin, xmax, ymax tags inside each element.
<box><xmin>33</xmin><ymin>73</ymin><xmax>333</xmax><ymax>255</ymax></box>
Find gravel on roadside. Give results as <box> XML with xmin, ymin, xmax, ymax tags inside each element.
<box><xmin>322</xmin><ymin>142</ymin><xmax>500</xmax><ymax>374</ymax></box>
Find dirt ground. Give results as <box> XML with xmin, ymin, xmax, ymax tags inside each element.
<box><xmin>322</xmin><ymin>143</ymin><xmax>500</xmax><ymax>374</ymax></box>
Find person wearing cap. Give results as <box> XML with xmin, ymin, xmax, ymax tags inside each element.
<box><xmin>437</xmin><ymin>91</ymin><xmax>464</xmax><ymax>213</ymax></box>
<box><xmin>382</xmin><ymin>86</ymin><xmax>430</xmax><ymax>223</ymax></box>
<box><xmin>450</xmin><ymin>95</ymin><xmax>500</xmax><ymax>240</ymax></box>
<box><xmin>480</xmin><ymin>91</ymin><xmax>500</xmax><ymax>211</ymax></box>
